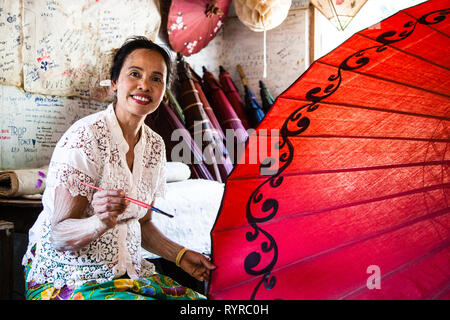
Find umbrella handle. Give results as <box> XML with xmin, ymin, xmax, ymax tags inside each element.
<box><xmin>206</xmin><ymin>0</ymin><xmax>223</xmax><ymax>17</ymax></box>
<box><xmin>237</xmin><ymin>64</ymin><xmax>247</xmax><ymax>86</ymax></box>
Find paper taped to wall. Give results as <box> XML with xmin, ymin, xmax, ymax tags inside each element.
<box><xmin>0</xmin><ymin>85</ymin><xmax>107</xmax><ymax>169</ymax></box>
<box><xmin>21</xmin><ymin>0</ymin><xmax>161</xmax><ymax>102</ymax></box>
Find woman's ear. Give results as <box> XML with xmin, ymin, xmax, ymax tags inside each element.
<box><xmin>111</xmin><ymin>80</ymin><xmax>117</xmax><ymax>92</ymax></box>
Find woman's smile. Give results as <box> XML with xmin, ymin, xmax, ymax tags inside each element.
<box><xmin>130</xmin><ymin>93</ymin><xmax>152</xmax><ymax>105</ymax></box>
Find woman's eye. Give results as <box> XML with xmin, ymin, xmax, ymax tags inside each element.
<box><xmin>129</xmin><ymin>71</ymin><xmax>140</xmax><ymax>77</ymax></box>
<box><xmin>152</xmin><ymin>76</ymin><xmax>162</xmax><ymax>82</ymax></box>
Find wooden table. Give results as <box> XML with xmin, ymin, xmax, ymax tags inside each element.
<box><xmin>0</xmin><ymin>198</ymin><xmax>43</xmax><ymax>233</ymax></box>
<box><xmin>0</xmin><ymin>198</ymin><xmax>42</xmax><ymax>300</ymax></box>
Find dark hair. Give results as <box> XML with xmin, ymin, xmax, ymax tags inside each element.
<box><xmin>110</xmin><ymin>36</ymin><xmax>173</xmax><ymax>85</ymax></box>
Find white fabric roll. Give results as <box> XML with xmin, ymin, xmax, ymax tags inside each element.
<box><xmin>0</xmin><ymin>167</ymin><xmax>48</xmax><ymax>197</ymax></box>
<box><xmin>165</xmin><ymin>161</ymin><xmax>191</xmax><ymax>182</ymax></box>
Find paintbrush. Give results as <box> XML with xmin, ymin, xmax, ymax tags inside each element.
<box><xmin>79</xmin><ymin>181</ymin><xmax>174</xmax><ymax>218</ymax></box>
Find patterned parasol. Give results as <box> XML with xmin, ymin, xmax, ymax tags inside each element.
<box><xmin>209</xmin><ymin>0</ymin><xmax>450</xmax><ymax>299</ymax></box>
<box><xmin>167</xmin><ymin>0</ymin><xmax>231</xmax><ymax>56</ymax></box>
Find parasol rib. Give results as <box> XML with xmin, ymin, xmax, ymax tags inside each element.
<box><xmin>429</xmin><ymin>280</ymin><xmax>450</xmax><ymax>300</ymax></box>
<box><xmin>229</xmin><ymin>160</ymin><xmax>450</xmax><ymax>181</ymax></box>
<box><xmin>279</xmin><ymin>96</ymin><xmax>450</xmax><ymax>121</ymax></box>
<box><xmin>316</xmin><ymin>60</ymin><xmax>450</xmax><ymax>98</ymax></box>
<box><xmin>402</xmin><ymin>8</ymin><xmax>450</xmax><ymax>38</ymax></box>
<box><xmin>357</xmin><ymin>32</ymin><xmax>450</xmax><ymax>71</ymax></box>
<box><xmin>234</xmin><ymin>133</ymin><xmax>450</xmax><ymax>143</ymax></box>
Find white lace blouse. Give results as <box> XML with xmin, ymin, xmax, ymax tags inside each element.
<box><xmin>23</xmin><ymin>104</ymin><xmax>167</xmax><ymax>289</ymax></box>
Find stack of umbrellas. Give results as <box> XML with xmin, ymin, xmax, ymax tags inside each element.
<box><xmin>144</xmin><ymin>98</ymin><xmax>214</xmax><ymax>180</ymax></box>
<box><xmin>188</xmin><ymin>65</ymin><xmax>234</xmax><ymax>182</ymax></box>
<box><xmin>202</xmin><ymin>66</ymin><xmax>249</xmax><ymax>163</ymax></box>
<box><xmin>176</xmin><ymin>54</ymin><xmax>223</xmax><ymax>182</ymax></box>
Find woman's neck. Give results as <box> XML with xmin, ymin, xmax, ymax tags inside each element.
<box><xmin>114</xmin><ymin>104</ymin><xmax>143</xmax><ymax>147</ymax></box>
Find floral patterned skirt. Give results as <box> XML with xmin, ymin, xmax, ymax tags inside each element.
<box><xmin>24</xmin><ymin>252</ymin><xmax>206</xmax><ymax>300</ymax></box>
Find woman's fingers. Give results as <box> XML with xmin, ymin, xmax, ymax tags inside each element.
<box><xmin>97</xmin><ymin>201</ymin><xmax>127</xmax><ymax>214</ymax></box>
<box><xmin>182</xmin><ymin>252</ymin><xmax>216</xmax><ymax>281</ymax></box>
<box><xmin>92</xmin><ymin>189</ymin><xmax>128</xmax><ymax>216</ymax></box>
<box><xmin>93</xmin><ymin>189</ymin><xmax>125</xmax><ymax>203</ymax></box>
<box><xmin>201</xmin><ymin>255</ymin><xmax>216</xmax><ymax>271</ymax></box>
<box><xmin>91</xmin><ymin>189</ymin><xmax>130</xmax><ymax>229</ymax></box>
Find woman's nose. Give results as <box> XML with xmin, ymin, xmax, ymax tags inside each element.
<box><xmin>137</xmin><ymin>78</ymin><xmax>151</xmax><ymax>91</ymax></box>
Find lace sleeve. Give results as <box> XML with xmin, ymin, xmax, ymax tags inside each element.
<box><xmin>154</xmin><ymin>139</ymin><xmax>167</xmax><ymax>199</ymax></box>
<box><xmin>46</xmin><ymin>123</ymin><xmax>101</xmax><ymax>201</ymax></box>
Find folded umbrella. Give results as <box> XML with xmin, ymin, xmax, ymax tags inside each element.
<box><xmin>236</xmin><ymin>64</ymin><xmax>265</xmax><ymax>128</ymax></box>
<box><xmin>219</xmin><ymin>65</ymin><xmax>250</xmax><ymax>129</ymax></box>
<box><xmin>189</xmin><ymin>65</ymin><xmax>226</xmax><ymax>142</ymax></box>
<box><xmin>259</xmin><ymin>80</ymin><xmax>275</xmax><ymax>113</ymax></box>
<box><xmin>165</xmin><ymin>87</ymin><xmax>186</xmax><ymax>126</ymax></box>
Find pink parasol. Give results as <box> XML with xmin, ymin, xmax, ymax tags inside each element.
<box><xmin>167</xmin><ymin>0</ymin><xmax>231</xmax><ymax>56</ymax></box>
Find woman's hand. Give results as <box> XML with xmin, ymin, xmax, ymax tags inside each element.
<box><xmin>91</xmin><ymin>189</ymin><xmax>128</xmax><ymax>229</ymax></box>
<box><xmin>179</xmin><ymin>250</ymin><xmax>216</xmax><ymax>282</ymax></box>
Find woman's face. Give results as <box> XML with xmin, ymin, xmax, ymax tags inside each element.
<box><xmin>112</xmin><ymin>48</ymin><xmax>167</xmax><ymax>118</ymax></box>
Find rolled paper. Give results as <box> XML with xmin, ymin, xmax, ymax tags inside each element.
<box><xmin>0</xmin><ymin>167</ymin><xmax>48</xmax><ymax>197</ymax></box>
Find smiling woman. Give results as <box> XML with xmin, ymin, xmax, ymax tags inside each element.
<box><xmin>22</xmin><ymin>36</ymin><xmax>215</xmax><ymax>300</ymax></box>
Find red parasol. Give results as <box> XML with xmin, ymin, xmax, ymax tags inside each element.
<box><xmin>209</xmin><ymin>0</ymin><xmax>450</xmax><ymax>300</ymax></box>
<box><xmin>167</xmin><ymin>0</ymin><xmax>231</xmax><ymax>56</ymax></box>
<box><xmin>219</xmin><ymin>65</ymin><xmax>251</xmax><ymax>129</ymax></box>
<box><xmin>144</xmin><ymin>100</ymin><xmax>214</xmax><ymax>180</ymax></box>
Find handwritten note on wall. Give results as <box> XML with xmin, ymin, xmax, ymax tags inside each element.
<box><xmin>0</xmin><ymin>0</ymin><xmax>22</xmax><ymax>87</ymax></box>
<box><xmin>0</xmin><ymin>85</ymin><xmax>107</xmax><ymax>169</ymax></box>
<box><xmin>21</xmin><ymin>0</ymin><xmax>161</xmax><ymax>102</ymax></box>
